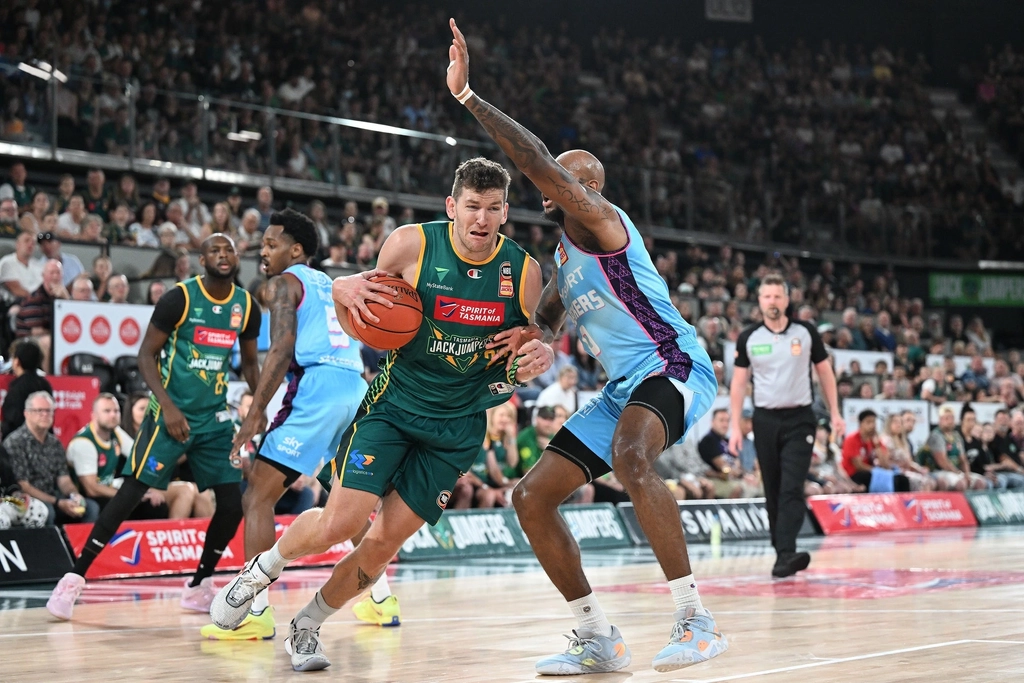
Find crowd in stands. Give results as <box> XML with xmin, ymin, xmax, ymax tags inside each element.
<box><xmin>2</xmin><ymin>2</ymin><xmax>1023</xmax><ymax>258</ymax></box>
<box><xmin>974</xmin><ymin>43</ymin><xmax>1024</xmax><ymax>170</ymax></box>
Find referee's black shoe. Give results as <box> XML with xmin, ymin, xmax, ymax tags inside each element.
<box><xmin>772</xmin><ymin>551</ymin><xmax>811</xmax><ymax>578</ymax></box>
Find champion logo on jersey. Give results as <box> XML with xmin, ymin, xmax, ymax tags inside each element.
<box><xmin>438</xmin><ymin>300</ymin><xmax>460</xmax><ymax>318</ymax></box>
<box><xmin>467</xmin><ymin>268</ymin><xmax>482</xmax><ymax>279</ymax></box>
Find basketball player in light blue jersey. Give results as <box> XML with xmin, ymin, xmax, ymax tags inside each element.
<box><xmin>448</xmin><ymin>20</ymin><xmax>726</xmax><ymax>674</ymax></box>
<box><xmin>201</xmin><ymin>209</ymin><xmax>397</xmax><ymax>640</ymax></box>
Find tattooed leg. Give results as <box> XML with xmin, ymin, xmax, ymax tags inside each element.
<box><xmin>318</xmin><ymin>490</ymin><xmax>427</xmax><ymax>608</ymax></box>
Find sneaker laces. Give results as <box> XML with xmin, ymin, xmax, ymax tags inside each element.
<box><xmin>226</xmin><ymin>565</ymin><xmax>268</xmax><ymax>606</ymax></box>
<box><xmin>291</xmin><ymin>625</ymin><xmax>322</xmax><ymax>656</ymax></box>
<box><xmin>670</xmin><ymin>612</ymin><xmax>721</xmax><ymax>642</ymax></box>
<box><xmin>562</xmin><ymin>630</ymin><xmax>600</xmax><ymax>655</ymax></box>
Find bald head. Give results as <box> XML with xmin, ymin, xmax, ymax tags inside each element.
<box><xmin>556</xmin><ymin>150</ymin><xmax>605</xmax><ymax>193</ymax></box>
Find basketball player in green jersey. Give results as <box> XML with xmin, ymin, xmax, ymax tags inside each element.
<box><xmin>48</xmin><ymin>234</ymin><xmax>261</xmax><ymax>621</ymax></box>
<box><xmin>211</xmin><ymin>158</ymin><xmax>554</xmax><ymax>672</ymax></box>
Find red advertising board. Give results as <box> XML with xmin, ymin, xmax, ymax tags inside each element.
<box><xmin>0</xmin><ymin>375</ymin><xmax>99</xmax><ymax>446</ymax></box>
<box><xmin>808</xmin><ymin>492</ymin><xmax>977</xmax><ymax>534</ymax></box>
<box><xmin>63</xmin><ymin>515</ymin><xmax>352</xmax><ymax>579</ymax></box>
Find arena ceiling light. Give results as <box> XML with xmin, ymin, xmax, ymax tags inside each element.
<box><xmin>226</xmin><ymin>130</ymin><xmax>263</xmax><ymax>142</ymax></box>
<box><xmin>18</xmin><ymin>60</ymin><xmax>67</xmax><ymax>83</ymax></box>
<box><xmin>445</xmin><ymin>136</ymin><xmax>458</xmax><ymax>146</ymax></box>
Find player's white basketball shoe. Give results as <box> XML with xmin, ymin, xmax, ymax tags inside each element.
<box><xmin>209</xmin><ymin>554</ymin><xmax>274</xmax><ymax>630</ymax></box>
<box><xmin>535</xmin><ymin>625</ymin><xmax>631</xmax><ymax>675</ymax></box>
<box><xmin>285</xmin><ymin>618</ymin><xmax>331</xmax><ymax>672</ymax></box>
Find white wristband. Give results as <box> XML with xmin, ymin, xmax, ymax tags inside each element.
<box><xmin>455</xmin><ymin>84</ymin><xmax>474</xmax><ymax>104</ymax></box>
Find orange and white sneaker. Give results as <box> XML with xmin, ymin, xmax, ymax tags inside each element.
<box><xmin>352</xmin><ymin>595</ymin><xmax>401</xmax><ymax>627</ymax></box>
<box><xmin>651</xmin><ymin>607</ymin><xmax>728</xmax><ymax>672</ymax></box>
<box><xmin>535</xmin><ymin>625</ymin><xmax>631</xmax><ymax>675</ymax></box>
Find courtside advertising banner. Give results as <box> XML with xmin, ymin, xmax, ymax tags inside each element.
<box><xmin>399</xmin><ymin>508</ymin><xmax>531</xmax><ymax>561</ymax></box>
<box><xmin>63</xmin><ymin>515</ymin><xmax>352</xmax><ymax>579</ymax></box>
<box><xmin>808</xmin><ymin>492</ymin><xmax>976</xmax><ymax>534</ymax></box>
<box><xmin>0</xmin><ymin>527</ymin><xmax>76</xmax><ymax>585</ymax></box>
<box><xmin>53</xmin><ymin>300</ymin><xmax>153</xmax><ymax>375</ymax></box>
<box><xmin>0</xmin><ymin>375</ymin><xmax>98</xmax><ymax>446</ymax></box>
<box><xmin>966</xmin><ymin>490</ymin><xmax>1024</xmax><ymax>526</ymax></box>
<box><xmin>617</xmin><ymin>499</ymin><xmax>813</xmax><ymax>545</ymax></box>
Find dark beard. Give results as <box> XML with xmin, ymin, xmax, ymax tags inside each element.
<box><xmin>542</xmin><ymin>205</ymin><xmax>565</xmax><ymax>227</ymax></box>
<box><xmin>206</xmin><ymin>263</ymin><xmax>240</xmax><ymax>282</ymax></box>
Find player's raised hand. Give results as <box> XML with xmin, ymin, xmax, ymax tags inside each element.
<box><xmin>332</xmin><ymin>269</ymin><xmax>396</xmax><ymax>328</ymax></box>
<box><xmin>447</xmin><ymin>18</ymin><xmax>469</xmax><ymax>97</ymax></box>
<box><xmin>488</xmin><ymin>324</ymin><xmax>544</xmax><ymax>369</ymax></box>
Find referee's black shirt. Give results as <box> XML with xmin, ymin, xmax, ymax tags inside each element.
<box><xmin>734</xmin><ymin>320</ymin><xmax>829</xmax><ymax>409</ymax></box>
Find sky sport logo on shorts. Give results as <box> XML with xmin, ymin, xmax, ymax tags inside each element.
<box><xmin>193</xmin><ymin>327</ymin><xmax>237</xmax><ymax>348</ymax></box>
<box><xmin>278</xmin><ymin>436</ymin><xmax>303</xmax><ymax>457</ymax></box>
<box><xmin>432</xmin><ymin>297</ymin><xmax>504</xmax><ymax>326</ymax></box>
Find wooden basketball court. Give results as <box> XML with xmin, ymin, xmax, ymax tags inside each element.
<box><xmin>3</xmin><ymin>527</ymin><xmax>1024</xmax><ymax>682</ymax></box>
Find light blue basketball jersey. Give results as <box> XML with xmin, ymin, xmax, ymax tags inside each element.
<box><xmin>286</xmin><ymin>264</ymin><xmax>362</xmax><ymax>372</ymax></box>
<box><xmin>555</xmin><ymin>206</ymin><xmax>699</xmax><ymax>382</ymax></box>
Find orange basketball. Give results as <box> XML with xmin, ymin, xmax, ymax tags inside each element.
<box><xmin>347</xmin><ymin>275</ymin><xmax>423</xmax><ymax>350</ymax></box>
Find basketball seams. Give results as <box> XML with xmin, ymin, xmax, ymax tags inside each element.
<box><xmin>350</xmin><ymin>275</ymin><xmax>424</xmax><ymax>348</ymax></box>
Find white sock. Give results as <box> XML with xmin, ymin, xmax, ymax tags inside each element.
<box><xmin>568</xmin><ymin>593</ymin><xmax>613</xmax><ymax>637</ymax></box>
<box><xmin>669</xmin><ymin>575</ymin><xmax>704</xmax><ymax>613</ymax></box>
<box><xmin>256</xmin><ymin>542</ymin><xmax>290</xmax><ymax>580</ymax></box>
<box><xmin>251</xmin><ymin>587</ymin><xmax>270</xmax><ymax>615</ymax></box>
<box><xmin>370</xmin><ymin>573</ymin><xmax>392</xmax><ymax>603</ymax></box>
<box><xmin>294</xmin><ymin>590</ymin><xmax>338</xmax><ymax>629</ymax></box>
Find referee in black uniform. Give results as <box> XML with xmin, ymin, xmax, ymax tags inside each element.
<box><xmin>728</xmin><ymin>273</ymin><xmax>845</xmax><ymax>578</ymax></box>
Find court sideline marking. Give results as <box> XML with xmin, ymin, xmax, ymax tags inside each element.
<box><xmin>669</xmin><ymin>639</ymin><xmax>1022</xmax><ymax>682</ymax></box>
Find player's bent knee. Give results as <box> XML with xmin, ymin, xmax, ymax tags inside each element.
<box><xmin>318</xmin><ymin>513</ymin><xmax>365</xmax><ymax>549</ymax></box>
<box><xmin>356</xmin><ymin>532</ymin><xmax>402</xmax><ymax>566</ymax></box>
<box><xmin>612</xmin><ymin>445</ymin><xmax>653</xmax><ymax>485</ymax></box>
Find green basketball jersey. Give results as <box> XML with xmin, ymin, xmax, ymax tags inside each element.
<box><xmin>68</xmin><ymin>423</ymin><xmax>123</xmax><ymax>488</ymax></box>
<box><xmin>152</xmin><ymin>277</ymin><xmax>255</xmax><ymax>432</ymax></box>
<box><xmin>369</xmin><ymin>221</ymin><xmax>531</xmax><ymax>418</ymax></box>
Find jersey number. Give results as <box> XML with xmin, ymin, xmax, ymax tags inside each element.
<box><xmin>325</xmin><ymin>306</ymin><xmax>351</xmax><ymax>348</ymax></box>
<box><xmin>578</xmin><ymin>324</ymin><xmax>601</xmax><ymax>357</ymax></box>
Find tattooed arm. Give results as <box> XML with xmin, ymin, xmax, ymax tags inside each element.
<box><xmin>446</xmin><ymin>19</ymin><xmax>623</xmax><ymax>251</ymax></box>
<box><xmin>231</xmin><ymin>273</ymin><xmax>300</xmax><ymax>459</ymax></box>
<box><xmin>534</xmin><ymin>274</ymin><xmax>567</xmax><ymax>345</ymax></box>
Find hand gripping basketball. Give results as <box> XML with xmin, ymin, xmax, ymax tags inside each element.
<box><xmin>345</xmin><ymin>275</ymin><xmax>423</xmax><ymax>351</ymax></box>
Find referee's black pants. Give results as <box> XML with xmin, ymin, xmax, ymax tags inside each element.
<box><xmin>752</xmin><ymin>406</ymin><xmax>816</xmax><ymax>555</ymax></box>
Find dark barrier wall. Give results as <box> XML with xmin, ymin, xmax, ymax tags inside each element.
<box><xmin>444</xmin><ymin>0</ymin><xmax>1024</xmax><ymax>85</ymax></box>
